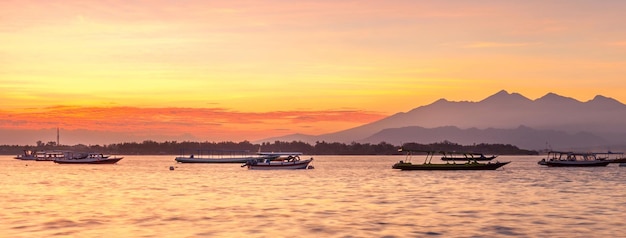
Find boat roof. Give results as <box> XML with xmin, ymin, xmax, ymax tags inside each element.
<box><xmin>399</xmin><ymin>148</ymin><xmax>491</xmax><ymax>156</ymax></box>
<box><xmin>258</xmin><ymin>152</ymin><xmax>303</xmax><ymax>156</ymax></box>
<box><xmin>593</xmin><ymin>151</ymin><xmax>624</xmax><ymax>155</ymax></box>
<box><xmin>548</xmin><ymin>150</ymin><xmax>593</xmax><ymax>155</ymax></box>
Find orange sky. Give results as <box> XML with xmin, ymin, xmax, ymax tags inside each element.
<box><xmin>2</xmin><ymin>1</ymin><xmax>626</xmax><ymax>144</ymax></box>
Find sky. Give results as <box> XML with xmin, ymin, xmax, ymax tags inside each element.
<box><xmin>2</xmin><ymin>0</ymin><xmax>626</xmax><ymax>145</ymax></box>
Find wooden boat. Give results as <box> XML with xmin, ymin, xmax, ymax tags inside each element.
<box><xmin>53</xmin><ymin>153</ymin><xmax>123</xmax><ymax>164</ymax></box>
<box><xmin>175</xmin><ymin>150</ymin><xmax>282</xmax><ymax>163</ymax></box>
<box><xmin>243</xmin><ymin>155</ymin><xmax>314</xmax><ymax>170</ymax></box>
<box><xmin>440</xmin><ymin>152</ymin><xmax>498</xmax><ymax>161</ymax></box>
<box><xmin>392</xmin><ymin>148</ymin><xmax>510</xmax><ymax>171</ymax></box>
<box><xmin>538</xmin><ymin>151</ymin><xmax>610</xmax><ymax>167</ymax></box>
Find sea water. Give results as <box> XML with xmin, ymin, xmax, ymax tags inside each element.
<box><xmin>2</xmin><ymin>155</ymin><xmax>625</xmax><ymax>237</ymax></box>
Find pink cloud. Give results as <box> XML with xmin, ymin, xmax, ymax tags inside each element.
<box><xmin>0</xmin><ymin>106</ymin><xmax>387</xmax><ymax>141</ymax></box>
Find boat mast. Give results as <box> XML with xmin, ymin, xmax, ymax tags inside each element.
<box><xmin>57</xmin><ymin>127</ymin><xmax>60</xmax><ymax>146</ymax></box>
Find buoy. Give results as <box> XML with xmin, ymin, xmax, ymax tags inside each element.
<box><xmin>169</xmin><ymin>166</ymin><xmax>175</xmax><ymax>170</ymax></box>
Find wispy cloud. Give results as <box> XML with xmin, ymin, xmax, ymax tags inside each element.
<box><xmin>0</xmin><ymin>106</ymin><xmax>387</xmax><ymax>141</ymax></box>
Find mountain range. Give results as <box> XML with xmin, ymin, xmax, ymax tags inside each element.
<box><xmin>257</xmin><ymin>90</ymin><xmax>626</xmax><ymax>151</ymax></box>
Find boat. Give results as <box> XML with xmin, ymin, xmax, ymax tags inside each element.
<box><xmin>440</xmin><ymin>152</ymin><xmax>498</xmax><ymax>161</ymax></box>
<box><xmin>392</xmin><ymin>148</ymin><xmax>510</xmax><ymax>171</ymax></box>
<box><xmin>14</xmin><ymin>150</ymin><xmax>42</xmax><ymax>160</ymax></box>
<box><xmin>242</xmin><ymin>154</ymin><xmax>314</xmax><ymax>170</ymax></box>
<box><xmin>14</xmin><ymin>150</ymin><xmax>70</xmax><ymax>161</ymax></box>
<box><xmin>537</xmin><ymin>151</ymin><xmax>610</xmax><ymax>167</ymax></box>
<box><xmin>53</xmin><ymin>153</ymin><xmax>123</xmax><ymax>164</ymax></box>
<box><xmin>174</xmin><ymin>150</ymin><xmax>282</xmax><ymax>163</ymax></box>
<box><xmin>594</xmin><ymin>151</ymin><xmax>626</xmax><ymax>163</ymax></box>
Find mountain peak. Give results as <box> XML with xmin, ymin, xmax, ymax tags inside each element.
<box><xmin>536</xmin><ymin>92</ymin><xmax>579</xmax><ymax>103</ymax></box>
<box><xmin>480</xmin><ymin>90</ymin><xmax>531</xmax><ymax>104</ymax></box>
<box><xmin>433</xmin><ymin>98</ymin><xmax>449</xmax><ymax>104</ymax></box>
<box><xmin>590</xmin><ymin>95</ymin><xmax>620</xmax><ymax>103</ymax></box>
<box><xmin>586</xmin><ymin>95</ymin><xmax>625</xmax><ymax>108</ymax></box>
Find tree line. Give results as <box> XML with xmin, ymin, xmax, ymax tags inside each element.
<box><xmin>1</xmin><ymin>140</ymin><xmax>538</xmax><ymax>155</ymax></box>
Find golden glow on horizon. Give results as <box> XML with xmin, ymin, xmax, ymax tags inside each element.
<box><xmin>2</xmin><ymin>1</ymin><xmax>626</xmax><ymax>142</ymax></box>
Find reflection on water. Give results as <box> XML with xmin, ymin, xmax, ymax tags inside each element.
<box><xmin>2</xmin><ymin>155</ymin><xmax>625</xmax><ymax>237</ymax></box>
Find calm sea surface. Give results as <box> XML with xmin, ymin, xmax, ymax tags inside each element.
<box><xmin>2</xmin><ymin>155</ymin><xmax>625</xmax><ymax>238</ymax></box>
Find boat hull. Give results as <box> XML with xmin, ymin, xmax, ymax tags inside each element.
<box><xmin>53</xmin><ymin>157</ymin><xmax>123</xmax><ymax>164</ymax></box>
<box><xmin>14</xmin><ymin>156</ymin><xmax>38</xmax><ymax>160</ymax></box>
<box><xmin>542</xmin><ymin>160</ymin><xmax>610</xmax><ymax>167</ymax></box>
<box><xmin>392</xmin><ymin>161</ymin><xmax>510</xmax><ymax>170</ymax></box>
<box><xmin>246</xmin><ymin>159</ymin><xmax>313</xmax><ymax>170</ymax></box>
<box><xmin>608</xmin><ymin>158</ymin><xmax>626</xmax><ymax>163</ymax></box>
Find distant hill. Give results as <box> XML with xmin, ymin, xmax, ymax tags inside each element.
<box><xmin>360</xmin><ymin>125</ymin><xmax>609</xmax><ymax>150</ymax></box>
<box><xmin>258</xmin><ymin>90</ymin><xmax>626</xmax><ymax>150</ymax></box>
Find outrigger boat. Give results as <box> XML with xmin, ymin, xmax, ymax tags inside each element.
<box><xmin>392</xmin><ymin>148</ymin><xmax>510</xmax><ymax>171</ymax></box>
<box><xmin>538</xmin><ymin>151</ymin><xmax>610</xmax><ymax>167</ymax></box>
<box><xmin>242</xmin><ymin>153</ymin><xmax>314</xmax><ymax>170</ymax></box>
<box><xmin>440</xmin><ymin>152</ymin><xmax>498</xmax><ymax>161</ymax></box>
<box><xmin>175</xmin><ymin>150</ymin><xmax>282</xmax><ymax>163</ymax></box>
<box><xmin>53</xmin><ymin>153</ymin><xmax>123</xmax><ymax>164</ymax></box>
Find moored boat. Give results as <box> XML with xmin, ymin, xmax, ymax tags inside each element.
<box><xmin>393</xmin><ymin>161</ymin><xmax>510</xmax><ymax>170</ymax></box>
<box><xmin>14</xmin><ymin>150</ymin><xmax>42</xmax><ymax>160</ymax></box>
<box><xmin>594</xmin><ymin>151</ymin><xmax>626</xmax><ymax>163</ymax></box>
<box><xmin>243</xmin><ymin>154</ymin><xmax>314</xmax><ymax>170</ymax></box>
<box><xmin>14</xmin><ymin>150</ymin><xmax>71</xmax><ymax>161</ymax></box>
<box><xmin>538</xmin><ymin>151</ymin><xmax>610</xmax><ymax>167</ymax></box>
<box><xmin>175</xmin><ymin>150</ymin><xmax>282</xmax><ymax>163</ymax></box>
<box><xmin>53</xmin><ymin>153</ymin><xmax>123</xmax><ymax>164</ymax></box>
<box><xmin>392</xmin><ymin>148</ymin><xmax>510</xmax><ymax>171</ymax></box>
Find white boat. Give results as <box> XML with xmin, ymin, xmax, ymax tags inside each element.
<box><xmin>14</xmin><ymin>150</ymin><xmax>70</xmax><ymax>161</ymax></box>
<box><xmin>14</xmin><ymin>150</ymin><xmax>40</xmax><ymax>160</ymax></box>
<box><xmin>538</xmin><ymin>151</ymin><xmax>610</xmax><ymax>167</ymax></box>
<box><xmin>175</xmin><ymin>150</ymin><xmax>281</xmax><ymax>163</ymax></box>
<box><xmin>54</xmin><ymin>153</ymin><xmax>123</xmax><ymax>164</ymax></box>
<box><xmin>243</xmin><ymin>155</ymin><xmax>314</xmax><ymax>170</ymax></box>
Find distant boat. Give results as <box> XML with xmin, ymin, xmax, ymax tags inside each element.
<box><xmin>243</xmin><ymin>154</ymin><xmax>314</xmax><ymax>170</ymax></box>
<box><xmin>594</xmin><ymin>151</ymin><xmax>626</xmax><ymax>163</ymax></box>
<box><xmin>14</xmin><ymin>150</ymin><xmax>42</xmax><ymax>160</ymax></box>
<box><xmin>392</xmin><ymin>148</ymin><xmax>510</xmax><ymax>171</ymax></box>
<box><xmin>175</xmin><ymin>150</ymin><xmax>282</xmax><ymax>163</ymax></box>
<box><xmin>53</xmin><ymin>153</ymin><xmax>123</xmax><ymax>164</ymax></box>
<box><xmin>440</xmin><ymin>152</ymin><xmax>498</xmax><ymax>161</ymax></box>
<box><xmin>14</xmin><ymin>150</ymin><xmax>70</xmax><ymax>161</ymax></box>
<box><xmin>538</xmin><ymin>151</ymin><xmax>610</xmax><ymax>167</ymax></box>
